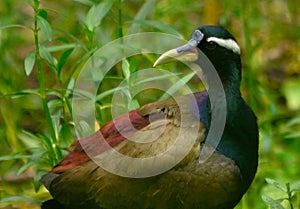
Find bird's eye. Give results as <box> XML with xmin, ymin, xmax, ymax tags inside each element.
<box><xmin>206</xmin><ymin>41</ymin><xmax>217</xmax><ymax>50</ymax></box>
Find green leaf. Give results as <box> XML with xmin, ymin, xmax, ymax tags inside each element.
<box><xmin>85</xmin><ymin>0</ymin><xmax>115</xmax><ymax>31</ymax></box>
<box><xmin>265</xmin><ymin>178</ymin><xmax>287</xmax><ymax>192</ymax></box>
<box><xmin>0</xmin><ymin>196</ymin><xmax>42</xmax><ymax>204</ymax></box>
<box><xmin>18</xmin><ymin>131</ymin><xmax>42</xmax><ymax>148</ymax></box>
<box><xmin>74</xmin><ymin>0</ymin><xmax>94</xmax><ymax>6</ymax></box>
<box><xmin>135</xmin><ymin>72</ymin><xmax>181</xmax><ymax>86</ymax></box>
<box><xmin>131</xmin><ymin>20</ymin><xmax>183</xmax><ymax>38</ymax></box>
<box><xmin>22</xmin><ymin>0</ymin><xmax>33</xmax><ymax>7</ymax></box>
<box><xmin>160</xmin><ymin>71</ymin><xmax>196</xmax><ymax>100</ymax></box>
<box><xmin>262</xmin><ymin>195</ymin><xmax>286</xmax><ymax>209</ymax></box>
<box><xmin>129</xmin><ymin>57</ymin><xmax>137</xmax><ymax>73</ymax></box>
<box><xmin>38</xmin><ymin>9</ymin><xmax>48</xmax><ymax>19</ymax></box>
<box><xmin>282</xmin><ymin>79</ymin><xmax>300</xmax><ymax>110</ymax></box>
<box><xmin>46</xmin><ymin>43</ymin><xmax>77</xmax><ymax>52</ymax></box>
<box><xmin>128</xmin><ymin>0</ymin><xmax>156</xmax><ymax>34</ymax></box>
<box><xmin>96</xmin><ymin>86</ymin><xmax>127</xmax><ymax>102</ymax></box>
<box><xmin>285</xmin><ymin>116</ymin><xmax>300</xmax><ymax>127</ymax></box>
<box><xmin>284</xmin><ymin>131</ymin><xmax>300</xmax><ymax>139</ymax></box>
<box><xmin>1</xmin><ymin>89</ymin><xmax>41</xmax><ymax>99</ymax></box>
<box><xmin>57</xmin><ymin>48</ymin><xmax>74</xmax><ymax>76</ymax></box>
<box><xmin>0</xmin><ymin>155</ymin><xmax>31</xmax><ymax>161</ymax></box>
<box><xmin>77</xmin><ymin>120</ymin><xmax>94</xmax><ymax>137</ymax></box>
<box><xmin>128</xmin><ymin>99</ymin><xmax>140</xmax><ymax>110</ymax></box>
<box><xmin>40</xmin><ymin>46</ymin><xmax>57</xmax><ymax>70</ymax></box>
<box><xmin>17</xmin><ymin>149</ymin><xmax>46</xmax><ymax>175</ymax></box>
<box><xmin>34</xmin><ymin>170</ymin><xmax>48</xmax><ymax>192</ymax></box>
<box><xmin>17</xmin><ymin>161</ymin><xmax>35</xmax><ymax>175</ymax></box>
<box><xmin>37</xmin><ymin>15</ymin><xmax>53</xmax><ymax>41</ymax></box>
<box><xmin>122</xmin><ymin>58</ymin><xmax>130</xmax><ymax>80</ymax></box>
<box><xmin>291</xmin><ymin>180</ymin><xmax>300</xmax><ymax>192</ymax></box>
<box><xmin>24</xmin><ymin>51</ymin><xmax>36</xmax><ymax>76</ymax></box>
<box><xmin>0</xmin><ymin>24</ymin><xmax>28</xmax><ymax>30</ymax></box>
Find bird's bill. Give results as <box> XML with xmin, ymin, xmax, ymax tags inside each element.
<box><xmin>153</xmin><ymin>29</ymin><xmax>204</xmax><ymax>67</ymax></box>
<box><xmin>153</xmin><ymin>41</ymin><xmax>199</xmax><ymax>67</ymax></box>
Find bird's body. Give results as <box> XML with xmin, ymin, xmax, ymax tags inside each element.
<box><xmin>46</xmin><ymin>146</ymin><xmax>242</xmax><ymax>209</ymax></box>
<box><xmin>41</xmin><ymin>26</ymin><xmax>259</xmax><ymax>209</ymax></box>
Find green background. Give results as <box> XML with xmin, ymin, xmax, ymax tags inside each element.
<box><xmin>0</xmin><ymin>0</ymin><xmax>299</xmax><ymax>208</ymax></box>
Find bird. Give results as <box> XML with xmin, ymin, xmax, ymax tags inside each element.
<box><xmin>41</xmin><ymin>25</ymin><xmax>259</xmax><ymax>209</ymax></box>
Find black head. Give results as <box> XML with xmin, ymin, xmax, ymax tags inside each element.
<box><xmin>197</xmin><ymin>26</ymin><xmax>237</xmax><ymax>41</ymax></box>
<box><xmin>196</xmin><ymin>26</ymin><xmax>240</xmax><ymax>55</ymax></box>
<box><xmin>196</xmin><ymin>26</ymin><xmax>242</xmax><ymax>87</ymax></box>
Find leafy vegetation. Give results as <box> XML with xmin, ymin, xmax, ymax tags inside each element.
<box><xmin>0</xmin><ymin>0</ymin><xmax>299</xmax><ymax>208</ymax></box>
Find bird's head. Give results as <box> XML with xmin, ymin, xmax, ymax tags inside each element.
<box><xmin>154</xmin><ymin>26</ymin><xmax>242</xmax><ymax>88</ymax></box>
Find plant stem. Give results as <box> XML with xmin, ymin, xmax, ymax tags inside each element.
<box><xmin>33</xmin><ymin>0</ymin><xmax>58</xmax><ymax>165</ymax></box>
<box><xmin>286</xmin><ymin>183</ymin><xmax>294</xmax><ymax>209</ymax></box>
<box><xmin>240</xmin><ymin>1</ymin><xmax>259</xmax><ymax>115</ymax></box>
<box><xmin>118</xmin><ymin>0</ymin><xmax>124</xmax><ymax>39</ymax></box>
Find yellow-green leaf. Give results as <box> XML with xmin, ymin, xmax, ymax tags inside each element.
<box><xmin>37</xmin><ymin>15</ymin><xmax>53</xmax><ymax>41</ymax></box>
<box><xmin>85</xmin><ymin>0</ymin><xmax>115</xmax><ymax>31</ymax></box>
<box><xmin>24</xmin><ymin>51</ymin><xmax>36</xmax><ymax>76</ymax></box>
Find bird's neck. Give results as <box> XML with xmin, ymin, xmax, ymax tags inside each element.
<box><xmin>212</xmin><ymin>54</ymin><xmax>242</xmax><ymax>94</ymax></box>
<box><xmin>224</xmin><ymin>74</ymin><xmax>242</xmax><ymax>121</ymax></box>
<box><xmin>195</xmin><ymin>60</ymin><xmax>243</xmax><ymax>128</ymax></box>
<box><xmin>208</xmin><ymin>61</ymin><xmax>243</xmax><ymax>120</ymax></box>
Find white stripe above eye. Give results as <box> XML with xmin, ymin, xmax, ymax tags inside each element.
<box><xmin>206</xmin><ymin>37</ymin><xmax>241</xmax><ymax>54</ymax></box>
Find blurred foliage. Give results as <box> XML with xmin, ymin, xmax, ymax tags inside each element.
<box><xmin>0</xmin><ymin>0</ymin><xmax>299</xmax><ymax>208</ymax></box>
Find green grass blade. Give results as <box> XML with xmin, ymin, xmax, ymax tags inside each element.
<box><xmin>131</xmin><ymin>20</ymin><xmax>183</xmax><ymax>38</ymax></box>
<box><xmin>128</xmin><ymin>0</ymin><xmax>156</xmax><ymax>34</ymax></box>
